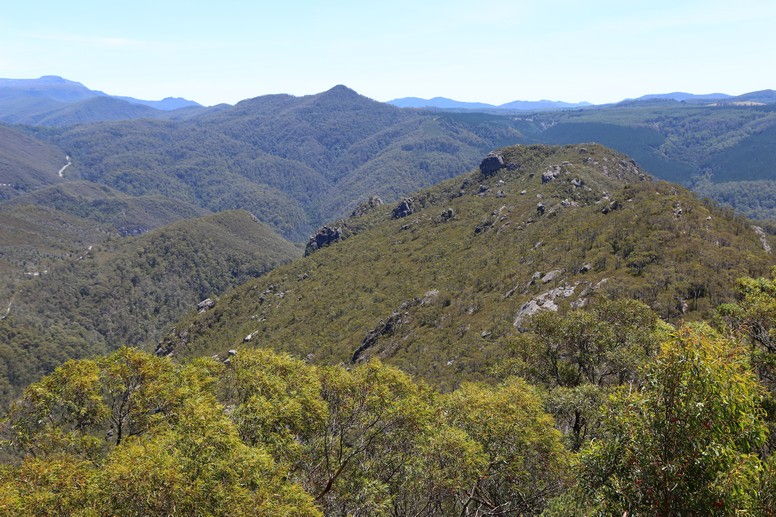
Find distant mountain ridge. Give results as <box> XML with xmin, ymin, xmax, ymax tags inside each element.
<box><xmin>388</xmin><ymin>96</ymin><xmax>592</xmax><ymax>111</ymax></box>
<box><xmin>630</xmin><ymin>92</ymin><xmax>731</xmax><ymax>102</ymax></box>
<box><xmin>0</xmin><ymin>75</ymin><xmax>201</xmax><ymax>110</ymax></box>
<box><xmin>0</xmin><ymin>75</ymin><xmax>202</xmax><ymax>126</ymax></box>
<box><xmin>389</xmin><ymin>89</ymin><xmax>776</xmax><ymax>111</ymax></box>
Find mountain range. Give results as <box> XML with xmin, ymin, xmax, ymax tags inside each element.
<box><xmin>1</xmin><ymin>80</ymin><xmax>775</xmax><ymax>238</ymax></box>
<box><xmin>388</xmin><ymin>90</ymin><xmax>776</xmax><ymax>112</ymax></box>
<box><xmin>0</xmin><ymin>75</ymin><xmax>774</xmax><ymax>514</ymax></box>
<box><xmin>0</xmin><ymin>75</ymin><xmax>202</xmax><ymax>126</ymax></box>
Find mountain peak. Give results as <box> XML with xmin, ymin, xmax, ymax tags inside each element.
<box><xmin>37</xmin><ymin>75</ymin><xmax>69</xmax><ymax>83</ymax></box>
<box><xmin>320</xmin><ymin>84</ymin><xmax>362</xmax><ymax>99</ymax></box>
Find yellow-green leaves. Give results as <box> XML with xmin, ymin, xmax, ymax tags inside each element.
<box><xmin>443</xmin><ymin>378</ymin><xmax>572</xmax><ymax>515</ymax></box>
<box><xmin>575</xmin><ymin>324</ymin><xmax>769</xmax><ymax>515</ymax></box>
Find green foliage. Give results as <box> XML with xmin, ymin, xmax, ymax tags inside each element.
<box><xmin>219</xmin><ymin>348</ymin><xmax>327</xmax><ymax>459</ymax></box>
<box><xmin>571</xmin><ymin>325</ymin><xmax>769</xmax><ymax>515</ymax></box>
<box><xmin>717</xmin><ymin>267</ymin><xmax>776</xmax><ymax>451</ymax></box>
<box><xmin>501</xmin><ymin>299</ymin><xmax>669</xmax><ymax>450</ymax></box>
<box><xmin>443</xmin><ymin>378</ymin><xmax>572</xmax><ymax>514</ymax></box>
<box><xmin>0</xmin><ymin>348</ymin><xmax>319</xmax><ymax>516</ymax></box>
<box><xmin>2</xmin><ymin>307</ymin><xmax>774</xmax><ymax>515</ymax></box>
<box><xmin>0</xmin><ymin>346</ymin><xmax>575</xmax><ymax>516</ymax></box>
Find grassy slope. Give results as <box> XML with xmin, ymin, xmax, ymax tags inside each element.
<box><xmin>161</xmin><ymin>144</ymin><xmax>774</xmax><ymax>389</ymax></box>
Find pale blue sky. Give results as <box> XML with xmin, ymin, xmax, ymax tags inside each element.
<box><xmin>1</xmin><ymin>0</ymin><xmax>774</xmax><ymax>106</ymax></box>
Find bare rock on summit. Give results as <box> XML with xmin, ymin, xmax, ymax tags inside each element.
<box><xmin>479</xmin><ymin>153</ymin><xmax>505</xmax><ymax>176</ymax></box>
<box><xmin>542</xmin><ymin>165</ymin><xmax>562</xmax><ymax>183</ymax></box>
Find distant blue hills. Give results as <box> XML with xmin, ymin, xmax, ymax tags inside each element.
<box><xmin>388</xmin><ymin>96</ymin><xmax>592</xmax><ymax>111</ymax></box>
<box><xmin>388</xmin><ymin>90</ymin><xmax>776</xmax><ymax>111</ymax></box>
<box><xmin>0</xmin><ymin>76</ymin><xmax>203</xmax><ymax>126</ymax></box>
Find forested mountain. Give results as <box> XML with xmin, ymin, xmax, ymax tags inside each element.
<box><xmin>0</xmin><ymin>204</ymin><xmax>115</xmax><ymax>299</ymax></box>
<box><xmin>7</xmin><ymin>84</ymin><xmax>767</xmax><ymax>240</ymax></box>
<box><xmin>0</xmin><ymin>210</ymin><xmax>298</xmax><ymax>406</ymax></box>
<box><xmin>0</xmin><ymin>180</ymin><xmax>207</xmax><ymax>306</ymax></box>
<box><xmin>5</xmin><ymin>181</ymin><xmax>206</xmax><ymax>235</ymax></box>
<box><xmin>159</xmin><ymin>144</ymin><xmax>774</xmax><ymax>386</ymax></box>
<box><xmin>45</xmin><ymin>86</ymin><xmax>529</xmax><ymax>239</ymax></box>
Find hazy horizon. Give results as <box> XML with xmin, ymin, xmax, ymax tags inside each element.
<box><xmin>2</xmin><ymin>0</ymin><xmax>775</xmax><ymax>106</ymax></box>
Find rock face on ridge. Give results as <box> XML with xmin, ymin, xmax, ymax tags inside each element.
<box><xmin>479</xmin><ymin>152</ymin><xmax>505</xmax><ymax>176</ymax></box>
<box><xmin>392</xmin><ymin>198</ymin><xmax>417</xmax><ymax>219</ymax></box>
<box><xmin>305</xmin><ymin>225</ymin><xmax>343</xmax><ymax>255</ymax></box>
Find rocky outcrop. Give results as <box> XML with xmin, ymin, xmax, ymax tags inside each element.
<box><xmin>542</xmin><ymin>165</ymin><xmax>562</xmax><ymax>183</ymax></box>
<box><xmin>352</xmin><ymin>298</ymin><xmax>420</xmax><ymax>363</ymax></box>
<box><xmin>513</xmin><ymin>284</ymin><xmax>578</xmax><ymax>330</ymax></box>
<box><xmin>752</xmin><ymin>225</ymin><xmax>772</xmax><ymax>254</ymax></box>
<box><xmin>440</xmin><ymin>207</ymin><xmax>455</xmax><ymax>221</ymax></box>
<box><xmin>351</xmin><ymin>196</ymin><xmax>384</xmax><ymax>217</ymax></box>
<box><xmin>600</xmin><ymin>200</ymin><xmax>622</xmax><ymax>214</ymax></box>
<box><xmin>197</xmin><ymin>298</ymin><xmax>215</xmax><ymax>313</ymax></box>
<box><xmin>305</xmin><ymin>226</ymin><xmax>343</xmax><ymax>256</ymax></box>
<box><xmin>392</xmin><ymin>198</ymin><xmax>416</xmax><ymax>219</ymax></box>
<box><xmin>479</xmin><ymin>153</ymin><xmax>505</xmax><ymax>176</ymax></box>
<box><xmin>540</xmin><ymin>269</ymin><xmax>563</xmax><ymax>283</ymax></box>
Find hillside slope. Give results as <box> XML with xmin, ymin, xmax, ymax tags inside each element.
<box><xmin>45</xmin><ymin>88</ymin><xmax>776</xmax><ymax>239</ymax></box>
<box><xmin>0</xmin><ymin>210</ymin><xmax>299</xmax><ymax>406</ymax></box>
<box><xmin>12</xmin><ymin>210</ymin><xmax>299</xmax><ymax>345</ymax></box>
<box><xmin>0</xmin><ymin>125</ymin><xmax>67</xmax><ymax>198</ymax></box>
<box><xmin>0</xmin><ymin>204</ymin><xmax>114</xmax><ymax>297</ymax></box>
<box><xmin>5</xmin><ymin>181</ymin><xmax>207</xmax><ymax>235</ymax></box>
<box><xmin>159</xmin><ymin>144</ymin><xmax>774</xmax><ymax>388</ymax></box>
<box><xmin>21</xmin><ymin>96</ymin><xmax>162</xmax><ymax>127</ymax></box>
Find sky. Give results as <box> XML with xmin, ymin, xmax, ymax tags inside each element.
<box><xmin>1</xmin><ymin>0</ymin><xmax>775</xmax><ymax>106</ymax></box>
